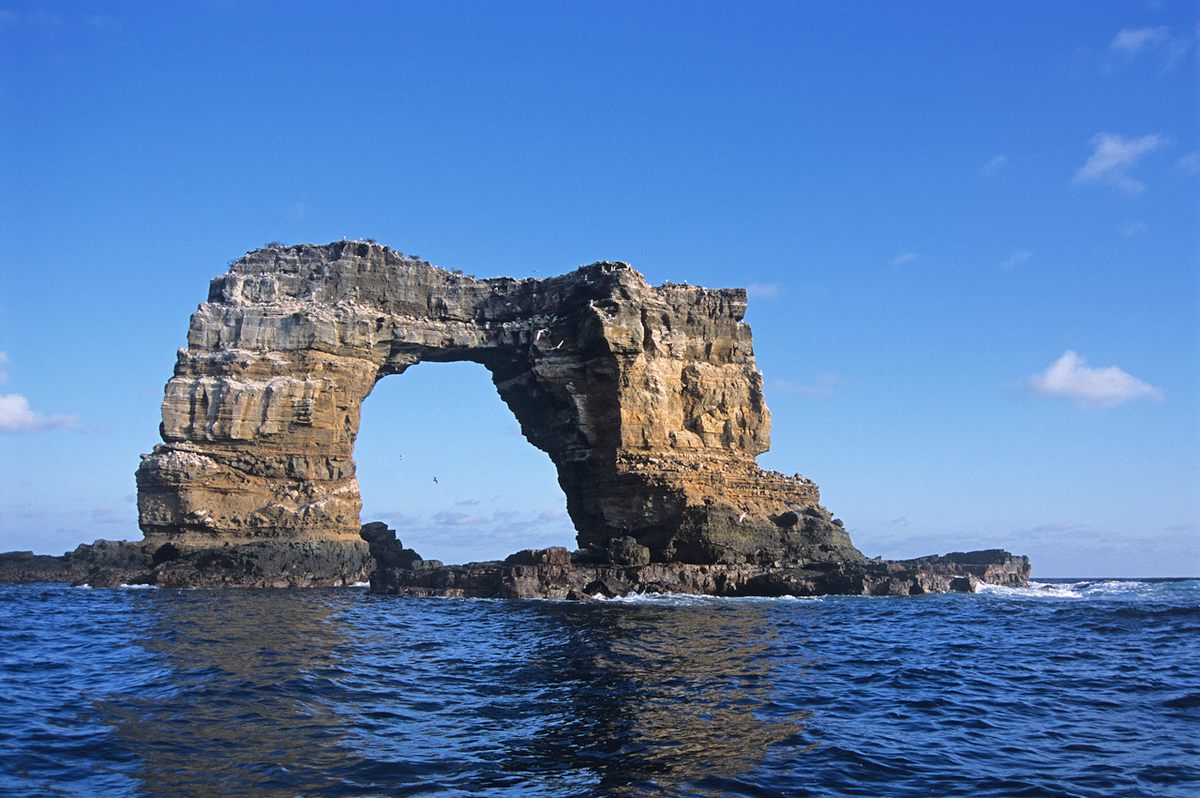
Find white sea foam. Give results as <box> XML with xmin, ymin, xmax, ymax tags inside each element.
<box><xmin>975</xmin><ymin>578</ymin><xmax>1191</xmax><ymax>601</ymax></box>
<box><xmin>118</xmin><ymin>583</ymin><xmax>159</xmax><ymax>590</ymax></box>
<box><xmin>591</xmin><ymin>591</ymin><xmax>822</xmax><ymax>606</ymax></box>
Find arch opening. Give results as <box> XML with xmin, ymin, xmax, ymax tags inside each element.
<box><xmin>355</xmin><ymin>361</ymin><xmax>572</xmax><ymax>563</ymax></box>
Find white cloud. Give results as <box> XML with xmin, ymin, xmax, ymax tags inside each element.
<box><xmin>1001</xmin><ymin>248</ymin><xmax>1033</xmax><ymax>270</ymax></box>
<box><xmin>1175</xmin><ymin>151</ymin><xmax>1200</xmax><ymax>176</ymax></box>
<box><xmin>745</xmin><ymin>281</ymin><xmax>780</xmax><ymax>300</ymax></box>
<box><xmin>432</xmin><ymin>510</ymin><xmax>483</xmax><ymax>526</ymax></box>
<box><xmin>1109</xmin><ymin>25</ymin><xmax>1193</xmax><ymax>71</ymax></box>
<box><xmin>892</xmin><ymin>251</ymin><xmax>918</xmax><ymax>268</ymax></box>
<box><xmin>981</xmin><ymin>154</ymin><xmax>1007</xmax><ymax>176</ymax></box>
<box><xmin>1110</xmin><ymin>26</ymin><xmax>1170</xmax><ymax>57</ymax></box>
<box><xmin>1073</xmin><ymin>132</ymin><xmax>1164</xmax><ymax>194</ymax></box>
<box><xmin>1119</xmin><ymin>220</ymin><xmax>1147</xmax><ymax>237</ymax></box>
<box><xmin>0</xmin><ymin>394</ymin><xmax>77</xmax><ymax>433</ymax></box>
<box><xmin>1027</xmin><ymin>350</ymin><xmax>1163</xmax><ymax>408</ymax></box>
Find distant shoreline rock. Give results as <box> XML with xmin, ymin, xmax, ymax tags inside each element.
<box><xmin>0</xmin><ymin>538</ymin><xmax>371</xmax><ymax>588</ymax></box>
<box><xmin>367</xmin><ymin>531</ymin><xmax>1030</xmax><ymax>599</ymax></box>
<box><xmin>0</xmin><ymin>527</ymin><xmax>1028</xmax><ymax>597</ymax></box>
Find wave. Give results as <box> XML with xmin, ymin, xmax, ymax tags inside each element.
<box><xmin>977</xmin><ymin>578</ymin><xmax>1199</xmax><ymax>601</ymax></box>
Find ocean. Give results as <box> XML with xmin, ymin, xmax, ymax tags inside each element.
<box><xmin>1</xmin><ymin>579</ymin><xmax>1196</xmax><ymax>797</ymax></box>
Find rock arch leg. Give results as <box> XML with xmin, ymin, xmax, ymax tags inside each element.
<box><xmin>137</xmin><ymin>349</ymin><xmax>377</xmax><ymax>546</ymax></box>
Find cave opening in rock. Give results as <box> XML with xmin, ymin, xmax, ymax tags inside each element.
<box><xmin>355</xmin><ymin>361</ymin><xmax>573</xmax><ymax>564</ymax></box>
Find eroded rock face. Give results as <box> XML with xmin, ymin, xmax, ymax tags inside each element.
<box><xmin>137</xmin><ymin>241</ymin><xmax>860</xmax><ymax>566</ymax></box>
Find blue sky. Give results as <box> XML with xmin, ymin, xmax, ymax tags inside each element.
<box><xmin>0</xmin><ymin>1</ymin><xmax>1196</xmax><ymax>576</ymax></box>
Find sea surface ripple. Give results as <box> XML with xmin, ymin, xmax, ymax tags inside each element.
<box><xmin>0</xmin><ymin>579</ymin><xmax>1197</xmax><ymax>797</ymax></box>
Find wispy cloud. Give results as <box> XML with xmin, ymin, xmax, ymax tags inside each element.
<box><xmin>373</xmin><ymin>505</ymin><xmax>574</xmax><ymax>563</ymax></box>
<box><xmin>432</xmin><ymin>510</ymin><xmax>484</xmax><ymax>526</ymax></box>
<box><xmin>1027</xmin><ymin>522</ymin><xmax>1091</xmax><ymax>536</ymax></box>
<box><xmin>892</xmin><ymin>251</ymin><xmax>918</xmax><ymax>268</ymax></box>
<box><xmin>1174</xmin><ymin>151</ymin><xmax>1200</xmax><ymax>176</ymax></box>
<box><xmin>775</xmin><ymin>373</ymin><xmax>845</xmax><ymax>399</ymax></box>
<box><xmin>1110</xmin><ymin>26</ymin><xmax>1171</xmax><ymax>57</ymax></box>
<box><xmin>1109</xmin><ymin>25</ymin><xmax>1193</xmax><ymax>72</ymax></box>
<box><xmin>1027</xmin><ymin>350</ymin><xmax>1163</xmax><ymax>408</ymax></box>
<box><xmin>1118</xmin><ymin>220</ymin><xmax>1146</xmax><ymax>237</ymax></box>
<box><xmin>0</xmin><ymin>351</ymin><xmax>7</xmax><ymax>385</ymax></box>
<box><xmin>981</xmin><ymin>154</ymin><xmax>1007</xmax><ymax>176</ymax></box>
<box><xmin>373</xmin><ymin>511</ymin><xmax>420</xmax><ymax>527</ymax></box>
<box><xmin>1073</xmin><ymin>133</ymin><xmax>1164</xmax><ymax>194</ymax></box>
<box><xmin>0</xmin><ymin>8</ymin><xmax>120</xmax><ymax>30</ymax></box>
<box><xmin>1001</xmin><ymin>248</ymin><xmax>1033</xmax><ymax>270</ymax></box>
<box><xmin>90</xmin><ymin>507</ymin><xmax>129</xmax><ymax>526</ymax></box>
<box><xmin>0</xmin><ymin>394</ymin><xmax>77</xmax><ymax>433</ymax></box>
<box><xmin>746</xmin><ymin>281</ymin><xmax>781</xmax><ymax>300</ymax></box>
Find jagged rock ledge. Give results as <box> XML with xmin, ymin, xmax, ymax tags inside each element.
<box><xmin>370</xmin><ymin>550</ymin><xmax>1031</xmax><ymax>599</ymax></box>
<box><xmin>1</xmin><ymin>524</ymin><xmax>1028</xmax><ymax>596</ymax></box>
<box><xmin>363</xmin><ymin>523</ymin><xmax>1030</xmax><ymax>599</ymax></box>
<box><xmin>0</xmin><ymin>539</ymin><xmax>371</xmax><ymax>588</ymax></box>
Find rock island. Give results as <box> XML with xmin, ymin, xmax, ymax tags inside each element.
<box><xmin>0</xmin><ymin>242</ymin><xmax>1029</xmax><ymax>594</ymax></box>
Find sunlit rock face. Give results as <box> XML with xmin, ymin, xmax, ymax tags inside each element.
<box><xmin>137</xmin><ymin>241</ymin><xmax>862</xmax><ymax>566</ymax></box>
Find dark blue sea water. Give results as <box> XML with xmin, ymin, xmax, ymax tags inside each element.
<box><xmin>1</xmin><ymin>580</ymin><xmax>1197</xmax><ymax>797</ymax></box>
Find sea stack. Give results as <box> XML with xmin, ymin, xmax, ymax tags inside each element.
<box><xmin>1</xmin><ymin>242</ymin><xmax>1030</xmax><ymax>593</ymax></box>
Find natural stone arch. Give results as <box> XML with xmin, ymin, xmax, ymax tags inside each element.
<box><xmin>136</xmin><ymin>242</ymin><xmax>860</xmax><ymax>566</ymax></box>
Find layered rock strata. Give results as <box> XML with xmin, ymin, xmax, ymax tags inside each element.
<box><xmin>136</xmin><ymin>241</ymin><xmax>863</xmax><ymax>574</ymax></box>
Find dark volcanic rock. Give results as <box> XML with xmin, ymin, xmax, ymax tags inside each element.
<box><xmin>607</xmin><ymin>536</ymin><xmax>651</xmax><ymax>566</ymax></box>
<box><xmin>0</xmin><ymin>551</ymin><xmax>82</xmax><ymax>583</ymax></box>
<box><xmin>0</xmin><ymin>538</ymin><xmax>370</xmax><ymax>588</ymax></box>
<box><xmin>0</xmin><ymin>540</ymin><xmax>157</xmax><ymax>586</ymax></box>
<box><xmin>371</xmin><ymin>548</ymin><xmax>1031</xmax><ymax>599</ymax></box>
<box><xmin>151</xmin><ymin>539</ymin><xmax>371</xmax><ymax>588</ymax></box>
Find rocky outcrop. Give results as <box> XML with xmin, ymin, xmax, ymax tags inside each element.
<box><xmin>368</xmin><ymin>535</ymin><xmax>1032</xmax><ymax>599</ymax></box>
<box><xmin>2</xmin><ymin>241</ymin><xmax>1031</xmax><ymax>594</ymax></box>
<box><xmin>135</xmin><ymin>241</ymin><xmax>862</xmax><ymax>576</ymax></box>
<box><xmin>0</xmin><ymin>538</ymin><xmax>370</xmax><ymax>588</ymax></box>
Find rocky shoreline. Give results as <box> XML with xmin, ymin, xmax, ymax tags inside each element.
<box><xmin>0</xmin><ymin>538</ymin><xmax>372</xmax><ymax>589</ymax></box>
<box><xmin>1</xmin><ymin>523</ymin><xmax>1029</xmax><ymax>598</ymax></box>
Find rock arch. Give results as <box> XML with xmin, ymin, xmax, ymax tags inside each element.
<box><xmin>136</xmin><ymin>242</ymin><xmax>860</xmax><ymax>566</ymax></box>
